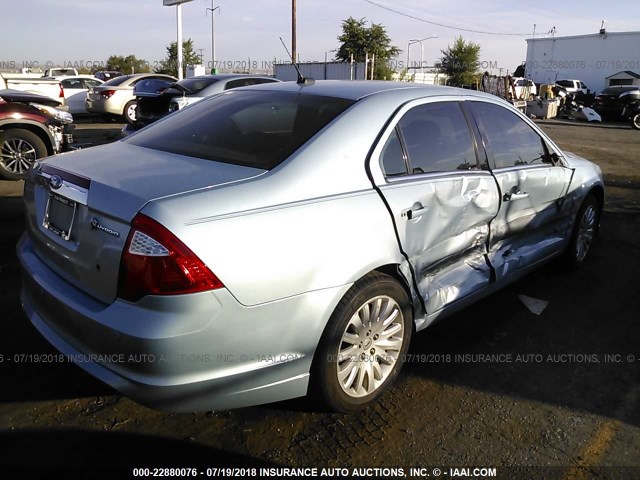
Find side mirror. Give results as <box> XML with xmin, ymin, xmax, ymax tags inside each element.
<box><xmin>544</xmin><ymin>152</ymin><xmax>560</xmax><ymax>164</ymax></box>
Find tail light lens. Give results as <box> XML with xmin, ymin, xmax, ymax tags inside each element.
<box><xmin>100</xmin><ymin>89</ymin><xmax>116</xmax><ymax>99</ymax></box>
<box><xmin>59</xmin><ymin>84</ymin><xmax>65</xmax><ymax>98</ymax></box>
<box><xmin>118</xmin><ymin>214</ymin><xmax>223</xmax><ymax>302</ymax></box>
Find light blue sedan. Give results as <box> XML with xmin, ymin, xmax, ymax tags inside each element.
<box><xmin>18</xmin><ymin>80</ymin><xmax>603</xmax><ymax>412</ymax></box>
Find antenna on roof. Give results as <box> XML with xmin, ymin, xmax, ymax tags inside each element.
<box><xmin>279</xmin><ymin>36</ymin><xmax>314</xmax><ymax>86</ymax></box>
<box><xmin>599</xmin><ymin>19</ymin><xmax>607</xmax><ymax>35</ymax></box>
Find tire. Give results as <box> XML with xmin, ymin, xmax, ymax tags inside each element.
<box><xmin>312</xmin><ymin>272</ymin><xmax>412</xmax><ymax>412</ymax></box>
<box><xmin>564</xmin><ymin>194</ymin><xmax>600</xmax><ymax>269</ymax></box>
<box><xmin>123</xmin><ymin>101</ymin><xmax>138</xmax><ymax>124</ymax></box>
<box><xmin>631</xmin><ymin>113</ymin><xmax>640</xmax><ymax>131</ymax></box>
<box><xmin>0</xmin><ymin>129</ymin><xmax>48</xmax><ymax>180</ymax></box>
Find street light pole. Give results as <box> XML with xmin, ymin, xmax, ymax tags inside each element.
<box><xmin>206</xmin><ymin>1</ymin><xmax>220</xmax><ymax>73</ymax></box>
<box><xmin>163</xmin><ymin>1</ymin><xmax>195</xmax><ymax>80</ymax></box>
<box><xmin>177</xmin><ymin>4</ymin><xmax>183</xmax><ymax>80</ymax></box>
<box><xmin>408</xmin><ymin>35</ymin><xmax>437</xmax><ymax>79</ymax></box>
<box><xmin>324</xmin><ymin>49</ymin><xmax>337</xmax><ymax>80</ymax></box>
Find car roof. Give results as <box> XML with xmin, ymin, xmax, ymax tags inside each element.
<box><xmin>241</xmin><ymin>80</ymin><xmax>497</xmax><ymax>101</ymax></box>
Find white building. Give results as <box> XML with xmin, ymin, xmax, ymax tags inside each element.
<box><xmin>392</xmin><ymin>70</ymin><xmax>448</xmax><ymax>85</ymax></box>
<box><xmin>524</xmin><ymin>30</ymin><xmax>640</xmax><ymax>93</ymax></box>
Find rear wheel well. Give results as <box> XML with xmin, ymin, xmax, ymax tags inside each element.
<box><xmin>373</xmin><ymin>264</ymin><xmax>416</xmax><ymax>329</ymax></box>
<box><xmin>0</xmin><ymin>123</ymin><xmax>54</xmax><ymax>155</ymax></box>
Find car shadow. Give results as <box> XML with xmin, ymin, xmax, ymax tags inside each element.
<box><xmin>401</xmin><ymin>211</ymin><xmax>640</xmax><ymax>427</ymax></box>
<box><xmin>0</xmin><ymin>429</ymin><xmax>276</xmax><ymax>477</ymax></box>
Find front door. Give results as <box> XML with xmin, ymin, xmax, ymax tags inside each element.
<box><xmin>465</xmin><ymin>100</ymin><xmax>574</xmax><ymax>282</ymax></box>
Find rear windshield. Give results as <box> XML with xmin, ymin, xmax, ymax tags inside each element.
<box><xmin>177</xmin><ymin>77</ymin><xmax>219</xmax><ymax>94</ymax></box>
<box><xmin>102</xmin><ymin>75</ymin><xmax>133</xmax><ymax>86</ymax></box>
<box><xmin>125</xmin><ymin>90</ymin><xmax>355</xmax><ymax>170</ymax></box>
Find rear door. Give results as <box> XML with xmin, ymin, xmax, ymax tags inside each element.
<box><xmin>465</xmin><ymin>100</ymin><xmax>574</xmax><ymax>282</ymax></box>
<box><xmin>371</xmin><ymin>99</ymin><xmax>500</xmax><ymax>314</ymax></box>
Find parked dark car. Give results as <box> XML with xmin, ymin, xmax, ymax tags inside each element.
<box><xmin>0</xmin><ymin>90</ymin><xmax>74</xmax><ymax>180</ymax></box>
<box><xmin>123</xmin><ymin>74</ymin><xmax>280</xmax><ymax>135</ymax></box>
<box><xmin>593</xmin><ymin>86</ymin><xmax>640</xmax><ymax>119</ymax></box>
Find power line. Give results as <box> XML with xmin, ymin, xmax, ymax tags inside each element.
<box><xmin>362</xmin><ymin>0</ymin><xmax>531</xmax><ymax>36</ymax></box>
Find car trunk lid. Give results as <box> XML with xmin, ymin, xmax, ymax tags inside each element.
<box><xmin>23</xmin><ymin>142</ymin><xmax>265</xmax><ymax>304</ymax></box>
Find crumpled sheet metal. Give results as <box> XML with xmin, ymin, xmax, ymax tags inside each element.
<box><xmin>401</xmin><ymin>175</ymin><xmax>498</xmax><ymax>315</ymax></box>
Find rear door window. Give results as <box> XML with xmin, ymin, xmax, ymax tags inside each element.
<box><xmin>102</xmin><ymin>75</ymin><xmax>133</xmax><ymax>86</ymax></box>
<box><xmin>83</xmin><ymin>79</ymin><xmax>102</xmax><ymax>88</ymax></box>
<box><xmin>380</xmin><ymin>128</ymin><xmax>408</xmax><ymax>177</ymax></box>
<box><xmin>61</xmin><ymin>78</ymin><xmax>83</xmax><ymax>89</ymax></box>
<box><xmin>395</xmin><ymin>102</ymin><xmax>478</xmax><ymax>175</ymax></box>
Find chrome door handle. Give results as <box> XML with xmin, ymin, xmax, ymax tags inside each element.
<box><xmin>503</xmin><ymin>190</ymin><xmax>529</xmax><ymax>201</ymax></box>
<box><xmin>403</xmin><ymin>205</ymin><xmax>429</xmax><ymax>220</ymax></box>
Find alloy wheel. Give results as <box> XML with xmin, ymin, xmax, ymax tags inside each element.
<box><xmin>0</xmin><ymin>138</ymin><xmax>37</xmax><ymax>175</ymax></box>
<box><xmin>336</xmin><ymin>295</ymin><xmax>405</xmax><ymax>398</ymax></box>
<box><xmin>575</xmin><ymin>204</ymin><xmax>597</xmax><ymax>262</ymax></box>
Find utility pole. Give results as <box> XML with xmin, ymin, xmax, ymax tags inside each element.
<box><xmin>291</xmin><ymin>0</ymin><xmax>297</xmax><ymax>63</ymax></box>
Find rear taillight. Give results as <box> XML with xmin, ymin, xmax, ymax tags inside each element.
<box><xmin>59</xmin><ymin>84</ymin><xmax>64</xmax><ymax>98</ymax></box>
<box><xmin>118</xmin><ymin>214</ymin><xmax>223</xmax><ymax>302</ymax></box>
<box><xmin>100</xmin><ymin>90</ymin><xmax>116</xmax><ymax>99</ymax></box>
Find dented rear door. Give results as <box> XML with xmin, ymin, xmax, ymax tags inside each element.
<box><xmin>372</xmin><ymin>100</ymin><xmax>500</xmax><ymax>314</ymax></box>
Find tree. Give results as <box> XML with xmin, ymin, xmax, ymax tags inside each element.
<box><xmin>156</xmin><ymin>39</ymin><xmax>201</xmax><ymax>77</ymax></box>
<box><xmin>437</xmin><ymin>36</ymin><xmax>481</xmax><ymax>87</ymax></box>
<box><xmin>336</xmin><ymin>17</ymin><xmax>401</xmax><ymax>80</ymax></box>
<box><xmin>103</xmin><ymin>55</ymin><xmax>151</xmax><ymax>74</ymax></box>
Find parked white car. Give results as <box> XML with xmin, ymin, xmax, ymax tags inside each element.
<box><xmin>44</xmin><ymin>76</ymin><xmax>104</xmax><ymax>114</ymax></box>
<box><xmin>85</xmin><ymin>73</ymin><xmax>177</xmax><ymax>123</ymax></box>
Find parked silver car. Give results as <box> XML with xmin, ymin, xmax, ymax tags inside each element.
<box><xmin>19</xmin><ymin>81</ymin><xmax>603</xmax><ymax>412</ymax></box>
<box><xmin>85</xmin><ymin>73</ymin><xmax>177</xmax><ymax>123</ymax></box>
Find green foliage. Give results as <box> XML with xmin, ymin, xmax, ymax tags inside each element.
<box><xmin>156</xmin><ymin>39</ymin><xmax>201</xmax><ymax>76</ymax></box>
<box><xmin>436</xmin><ymin>36</ymin><xmax>481</xmax><ymax>86</ymax></box>
<box><xmin>336</xmin><ymin>17</ymin><xmax>401</xmax><ymax>80</ymax></box>
<box><xmin>103</xmin><ymin>55</ymin><xmax>151</xmax><ymax>74</ymax></box>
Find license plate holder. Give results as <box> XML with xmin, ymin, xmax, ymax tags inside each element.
<box><xmin>43</xmin><ymin>193</ymin><xmax>77</xmax><ymax>241</ymax></box>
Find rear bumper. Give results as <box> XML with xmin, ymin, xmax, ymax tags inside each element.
<box><xmin>85</xmin><ymin>98</ymin><xmax>122</xmax><ymax>116</ymax></box>
<box><xmin>17</xmin><ymin>234</ymin><xmax>347</xmax><ymax>411</ymax></box>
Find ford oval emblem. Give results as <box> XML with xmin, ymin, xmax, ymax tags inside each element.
<box><xmin>49</xmin><ymin>175</ymin><xmax>63</xmax><ymax>190</ymax></box>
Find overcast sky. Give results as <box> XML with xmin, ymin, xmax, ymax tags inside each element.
<box><xmin>2</xmin><ymin>0</ymin><xmax>639</xmax><ymax>74</ymax></box>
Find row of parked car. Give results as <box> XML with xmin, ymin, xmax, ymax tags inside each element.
<box><xmin>48</xmin><ymin>72</ymin><xmax>281</xmax><ymax>124</ymax></box>
<box><xmin>0</xmin><ymin>73</ymin><xmax>286</xmax><ymax>180</ymax></box>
